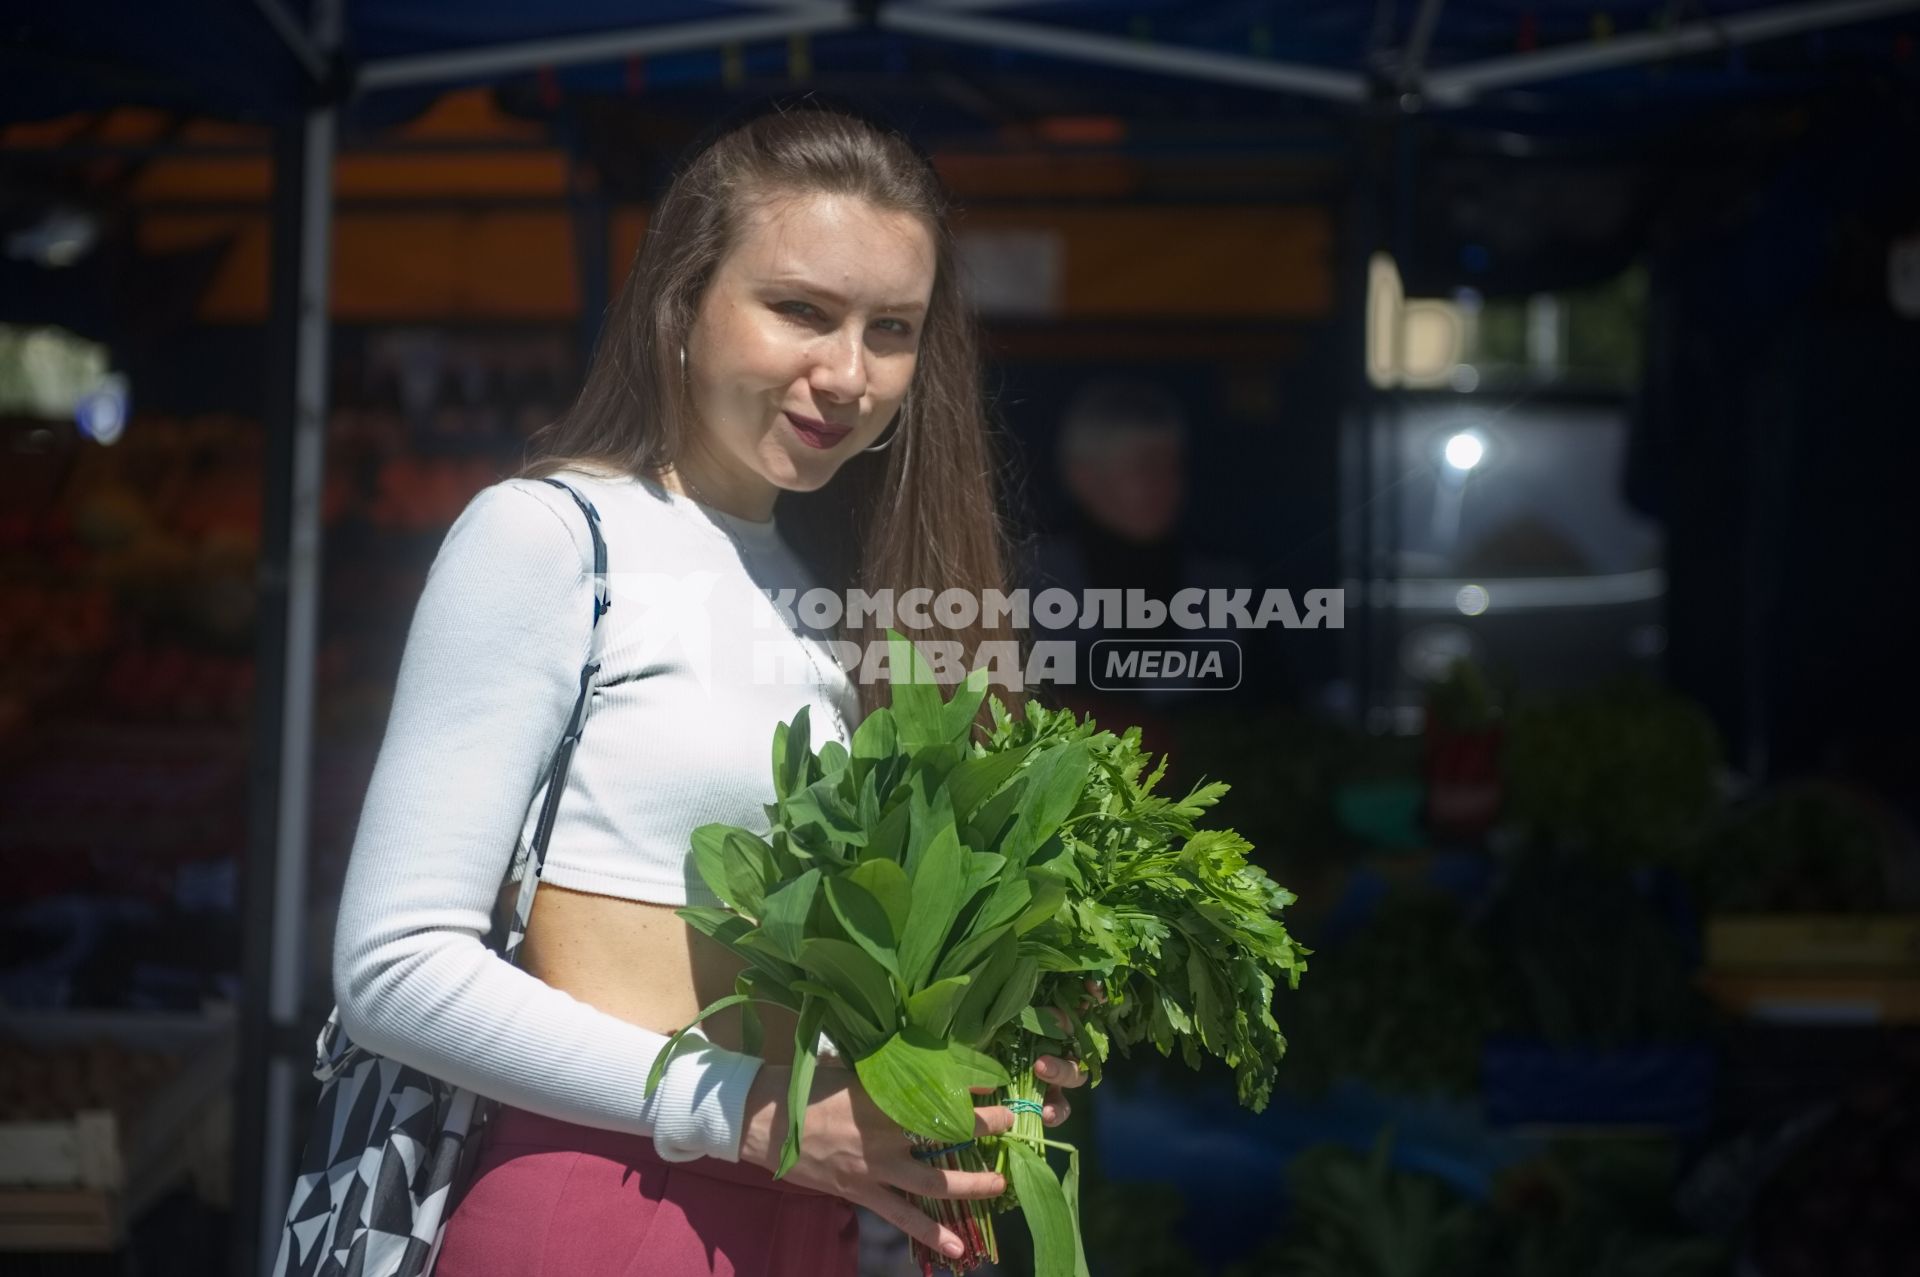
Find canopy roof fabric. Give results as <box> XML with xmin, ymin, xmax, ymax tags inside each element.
<box><xmin>6</xmin><ymin>0</ymin><xmax>1916</xmax><ymax>130</ymax></box>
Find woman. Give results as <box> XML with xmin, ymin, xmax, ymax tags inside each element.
<box><xmin>330</xmin><ymin>101</ymin><xmax>1088</xmax><ymax>1277</ymax></box>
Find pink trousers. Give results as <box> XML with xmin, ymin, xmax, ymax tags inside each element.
<box><xmin>433</xmin><ymin>1104</ymin><xmax>858</xmax><ymax>1277</ymax></box>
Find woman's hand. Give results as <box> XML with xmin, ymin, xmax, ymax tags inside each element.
<box><xmin>1029</xmin><ymin>1052</ymin><xmax>1089</xmax><ymax>1126</ymax></box>
<box><xmin>739</xmin><ymin>1066</ymin><xmax>1011</xmax><ymax>1261</ymax></box>
<box><xmin>1031</xmin><ymin>976</ymin><xmax>1103</xmax><ymax>1126</ymax></box>
<box><xmin>737</xmin><ymin>979</ymin><xmax>1102</xmax><ymax>1253</ymax></box>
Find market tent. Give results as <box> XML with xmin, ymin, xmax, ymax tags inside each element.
<box><xmin>12</xmin><ymin>0</ymin><xmax>1920</xmax><ymax>122</ymax></box>
<box><xmin>6</xmin><ymin>5</ymin><xmax>1918</xmax><ymax>1274</ymax></box>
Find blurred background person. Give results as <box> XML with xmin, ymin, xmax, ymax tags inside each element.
<box><xmin>1024</xmin><ymin>376</ymin><xmax>1272</xmax><ymax>749</ymax></box>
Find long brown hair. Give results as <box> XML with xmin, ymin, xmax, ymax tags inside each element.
<box><xmin>519</xmin><ymin>100</ymin><xmax>1023</xmax><ymax>729</ymax></box>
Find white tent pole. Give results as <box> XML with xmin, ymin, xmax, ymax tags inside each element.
<box><xmin>879</xmin><ymin>6</ymin><xmax>1369</xmax><ymax>101</ymax></box>
<box><xmin>1425</xmin><ymin>0</ymin><xmax>1920</xmax><ymax>103</ymax></box>
<box><xmin>360</xmin><ymin>7</ymin><xmax>857</xmax><ymax>91</ymax></box>
<box><xmin>258</xmin><ymin>93</ymin><xmax>334</xmax><ymax>1271</ymax></box>
<box><xmin>253</xmin><ymin>0</ymin><xmax>339</xmax><ymax>1269</ymax></box>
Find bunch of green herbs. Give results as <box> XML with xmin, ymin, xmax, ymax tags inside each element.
<box><xmin>981</xmin><ymin>692</ymin><xmax>1310</xmax><ymax>1114</ymax></box>
<box><xmin>644</xmin><ymin>631</ymin><xmax>1306</xmax><ymax>1275</ymax></box>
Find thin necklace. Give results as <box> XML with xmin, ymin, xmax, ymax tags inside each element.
<box><xmin>675</xmin><ymin>469</ymin><xmax>853</xmax><ymax>744</ymax></box>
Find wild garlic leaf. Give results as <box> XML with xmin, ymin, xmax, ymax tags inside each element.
<box><xmin>845</xmin><ymin>858</ymin><xmax>911</xmax><ymax>937</ymax></box>
<box><xmin>690</xmin><ymin>824</ymin><xmax>744</xmax><ymax>912</ymax></box>
<box><xmin>795</xmin><ymin>938</ymin><xmax>896</xmax><ymax>1043</ymax></box>
<box><xmin>1007</xmin><ymin>1140</ymin><xmax>1076</xmax><ymax>1277</ymax></box>
<box><xmin>675</xmin><ymin>904</ymin><xmax>752</xmax><ymax>951</ymax></box>
<box><xmin>945</xmin><ymin>743</ymin><xmax>1031</xmax><ymax>824</ymax></box>
<box><xmin>785</xmin><ymin>772</ymin><xmax>868</xmax><ymax>847</ymax></box>
<box><xmin>938</xmin><ymin>662</ymin><xmax>992</xmax><ymax>744</ymax></box>
<box><xmin>822</xmin><ymin>874</ymin><xmax>902</xmax><ymax>979</ymax></box>
<box><xmin>774</xmin><ymin>705</ymin><xmax>812</xmax><ymax>804</ymax></box>
<box><xmin>885</xmin><ymin>630</ymin><xmax>946</xmax><ymax>750</ymax></box>
<box><xmin>778</xmin><ymin>997</ymin><xmax>827</xmax><ymax>1178</ymax></box>
<box><xmin>759</xmin><ymin>868</ymin><xmax>821</xmax><ymax>963</ymax></box>
<box><xmin>946</xmin><ymin>1039</ymin><xmax>1012</xmax><ymax>1090</ymax></box>
<box><xmin>898</xmin><ymin>819</ymin><xmax>966</xmax><ymax>992</ymax></box>
<box><xmin>854</xmin><ymin>1027</ymin><xmax>976</xmax><ymax>1142</ymax></box>
<box><xmin>905</xmin><ymin>974</ymin><xmax>972</xmax><ymax>1037</ymax></box>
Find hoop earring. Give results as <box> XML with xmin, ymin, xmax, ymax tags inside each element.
<box><xmin>863</xmin><ymin>402</ymin><xmax>906</xmax><ymax>453</ymax></box>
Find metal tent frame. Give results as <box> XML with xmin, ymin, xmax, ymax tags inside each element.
<box><xmin>230</xmin><ymin>2</ymin><xmax>1919</xmax><ymax>1272</ymax></box>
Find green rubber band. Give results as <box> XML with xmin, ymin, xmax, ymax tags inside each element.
<box><xmin>911</xmin><ymin>1139</ymin><xmax>975</xmax><ymax>1161</ymax></box>
<box><xmin>1007</xmin><ymin>1098</ymin><xmax>1044</xmax><ymax>1117</ymax></box>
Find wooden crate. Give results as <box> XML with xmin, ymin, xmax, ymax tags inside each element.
<box><xmin>0</xmin><ymin>1005</ymin><xmax>235</xmax><ymax>1252</ymax></box>
<box><xmin>0</xmin><ymin>1185</ymin><xmax>120</xmax><ymax>1251</ymax></box>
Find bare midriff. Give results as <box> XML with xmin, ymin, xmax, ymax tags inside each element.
<box><xmin>509</xmin><ymin>880</ymin><xmax>823</xmax><ymax>1069</ymax></box>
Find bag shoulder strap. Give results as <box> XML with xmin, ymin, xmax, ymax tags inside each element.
<box><xmin>498</xmin><ymin>478</ymin><xmax>611</xmax><ymax>966</ymax></box>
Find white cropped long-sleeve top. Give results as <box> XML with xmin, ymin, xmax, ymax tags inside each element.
<box><xmin>330</xmin><ymin>466</ymin><xmax>860</xmax><ymax>1164</ymax></box>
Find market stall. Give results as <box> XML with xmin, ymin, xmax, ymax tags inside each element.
<box><xmin>5</xmin><ymin>3</ymin><xmax>1917</xmax><ymax>1274</ymax></box>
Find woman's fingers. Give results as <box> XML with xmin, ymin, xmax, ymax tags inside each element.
<box><xmin>858</xmin><ymin>1159</ymin><xmax>1006</xmax><ymax>1261</ymax></box>
<box><xmin>1034</xmin><ymin>1054</ymin><xmax>1088</xmax><ymax>1089</ymax></box>
<box><xmin>972</xmin><ymin>1104</ymin><xmax>1016</xmax><ymax>1138</ymax></box>
<box><xmin>1043</xmin><ymin>1083</ymin><xmax>1072</xmax><ymax>1126</ymax></box>
<box><xmin>891</xmin><ymin>1160</ymin><xmax>1007</xmax><ymax>1202</ymax></box>
<box><xmin>853</xmin><ymin>1186</ymin><xmax>965</xmax><ymax>1260</ymax></box>
<box><xmin>1032</xmin><ymin>1054</ymin><xmax>1085</xmax><ymax>1125</ymax></box>
<box><xmin>1043</xmin><ymin>979</ymin><xmax>1110</xmax><ymax>1033</ymax></box>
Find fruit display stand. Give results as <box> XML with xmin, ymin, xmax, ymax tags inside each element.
<box><xmin>0</xmin><ymin>332</ymin><xmax>568</xmax><ymax>1272</ymax></box>
<box><xmin>0</xmin><ymin>1005</ymin><xmax>235</xmax><ymax>1251</ymax></box>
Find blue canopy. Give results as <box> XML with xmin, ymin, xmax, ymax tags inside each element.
<box><xmin>6</xmin><ymin>0</ymin><xmax>1916</xmax><ymax>131</ymax></box>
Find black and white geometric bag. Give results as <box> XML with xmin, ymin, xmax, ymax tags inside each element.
<box><xmin>273</xmin><ymin>478</ymin><xmax>610</xmax><ymax>1277</ymax></box>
